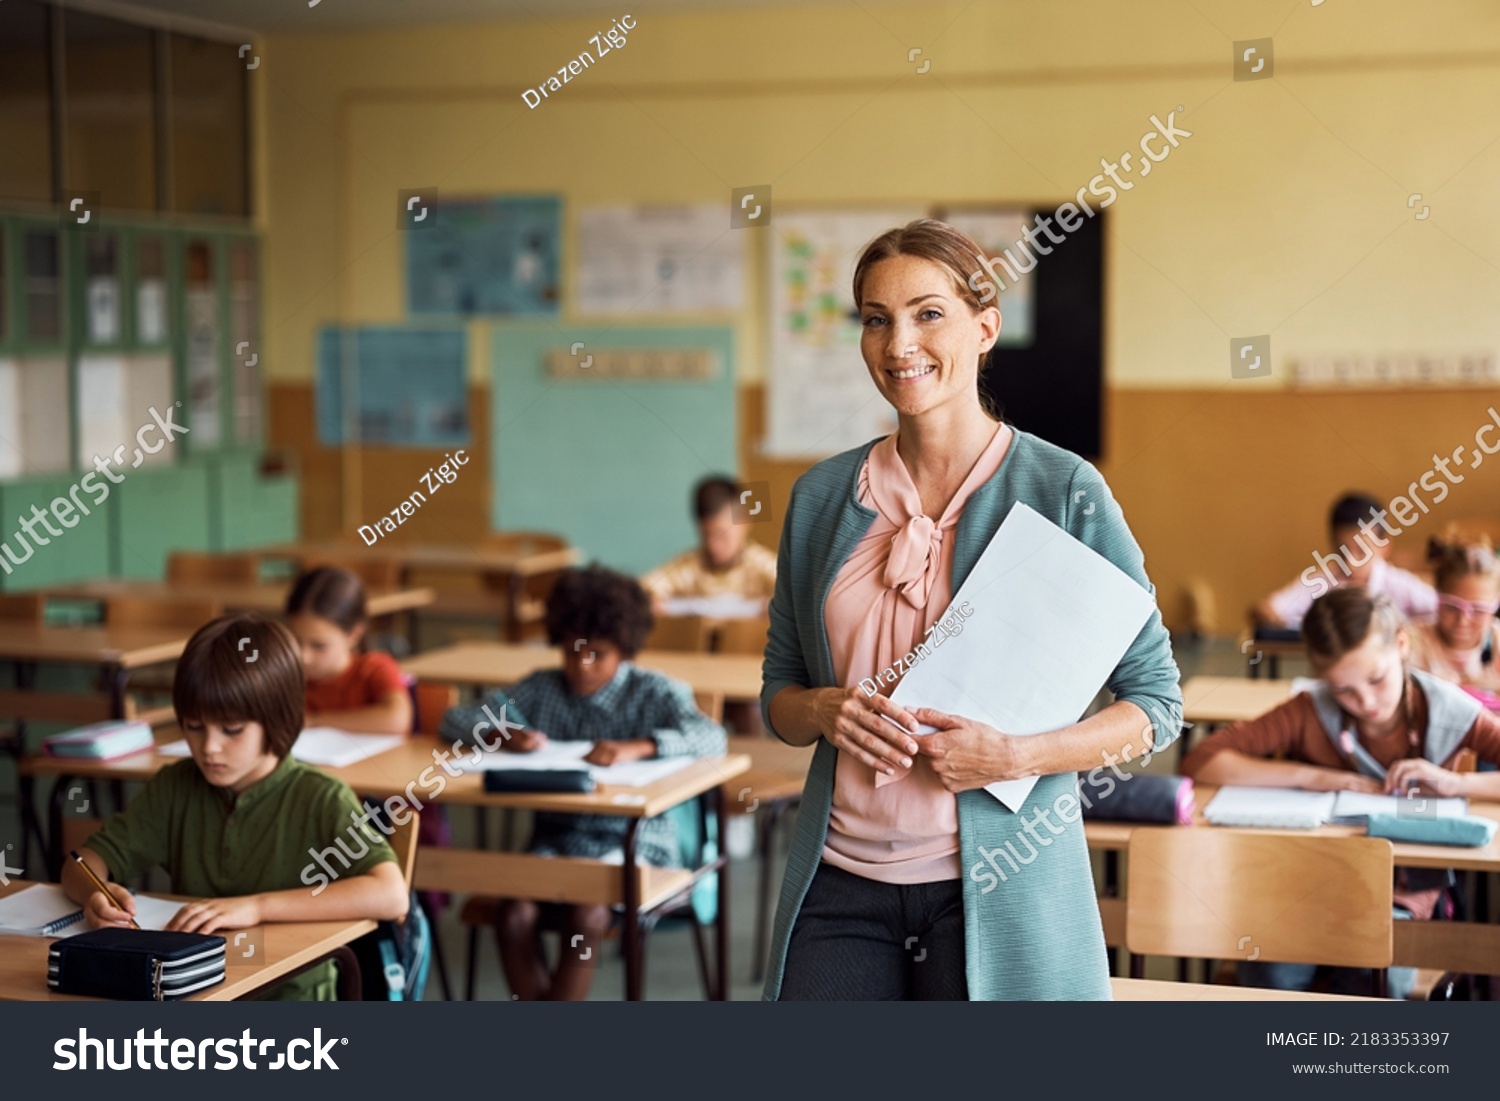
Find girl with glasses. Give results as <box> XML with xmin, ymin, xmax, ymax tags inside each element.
<box><xmin>1409</xmin><ymin>540</ymin><xmax>1500</xmax><ymax>698</ymax></box>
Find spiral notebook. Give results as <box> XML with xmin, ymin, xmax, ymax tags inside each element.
<box><xmin>0</xmin><ymin>884</ymin><xmax>182</xmax><ymax>937</ymax></box>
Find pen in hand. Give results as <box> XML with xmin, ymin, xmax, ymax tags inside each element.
<box><xmin>70</xmin><ymin>849</ymin><xmax>140</xmax><ymax>930</ymax></box>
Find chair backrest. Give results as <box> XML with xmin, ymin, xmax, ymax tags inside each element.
<box><xmin>693</xmin><ymin>691</ymin><xmax>725</xmax><ymax>725</ymax></box>
<box><xmin>388</xmin><ymin>810</ymin><xmax>421</xmax><ymax>890</ymax></box>
<box><xmin>304</xmin><ymin>557</ymin><xmax>403</xmax><ymax>590</ymax></box>
<box><xmin>166</xmin><ymin>551</ymin><xmax>260</xmax><ymax>586</ymax></box>
<box><xmin>105</xmin><ymin>596</ymin><xmax>222</xmax><ymax>631</ymax></box>
<box><xmin>0</xmin><ymin>593</ymin><xmax>45</xmax><ymax>623</ymax></box>
<box><xmin>485</xmin><ymin>531</ymin><xmax>570</xmax><ymax>555</ymax></box>
<box><xmin>713</xmin><ymin>615</ymin><xmax>769</xmax><ymax>656</ymax></box>
<box><xmin>1125</xmin><ymin>829</ymin><xmax>1394</xmax><ymax>969</ymax></box>
<box><xmin>410</xmin><ymin>680</ymin><xmax>458</xmax><ymax>737</ymax></box>
<box><xmin>646</xmin><ymin>614</ymin><xmax>710</xmax><ymax>653</ymax></box>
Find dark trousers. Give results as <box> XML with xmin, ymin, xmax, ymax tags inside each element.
<box><xmin>780</xmin><ymin>862</ymin><xmax>968</xmax><ymax>1000</ymax></box>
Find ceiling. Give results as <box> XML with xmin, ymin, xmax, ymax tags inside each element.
<box><xmin>57</xmin><ymin>0</ymin><xmax>813</xmax><ymax>38</ymax></box>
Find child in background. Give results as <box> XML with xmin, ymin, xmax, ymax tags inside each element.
<box><xmin>1408</xmin><ymin>540</ymin><xmax>1500</xmax><ymax>697</ymax></box>
<box><xmin>1182</xmin><ymin>588</ymin><xmax>1500</xmax><ymax>995</ymax></box>
<box><xmin>1254</xmin><ymin>492</ymin><xmax>1437</xmax><ymax>630</ymax></box>
<box><xmin>286</xmin><ymin>565</ymin><xmax>413</xmax><ymax>734</ymax></box>
<box><xmin>62</xmin><ymin>614</ymin><xmax>408</xmax><ymax>1000</ymax></box>
<box><xmin>438</xmin><ymin>565</ymin><xmax>727</xmax><ymax>1001</ymax></box>
<box><xmin>641</xmin><ymin>474</ymin><xmax>778</xmax><ymax>612</ymax></box>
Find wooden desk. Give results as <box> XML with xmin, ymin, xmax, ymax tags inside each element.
<box><xmin>1183</xmin><ymin>675</ymin><xmax>1295</xmax><ymax>728</ymax></box>
<box><xmin>262</xmin><ymin>540</ymin><xmax>581</xmax><ymax>578</ymax></box>
<box><xmin>1088</xmin><ymin>784</ymin><xmax>1500</xmax><ymax>976</ymax></box>
<box><xmin>1110</xmin><ymin>977</ymin><xmax>1375</xmax><ymax>1001</ymax></box>
<box><xmin>22</xmin><ymin>731</ymin><xmax>751</xmax><ymax>1001</ymax></box>
<box><xmin>41</xmin><ymin>580</ymin><xmax>436</xmax><ymax>619</ymax></box>
<box><xmin>403</xmin><ymin>642</ymin><xmax>764</xmax><ymax>703</ymax></box>
<box><xmin>0</xmin><ymin>881</ymin><xmax>374</xmax><ymax>1002</ymax></box>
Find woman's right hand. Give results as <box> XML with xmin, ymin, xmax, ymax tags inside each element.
<box><xmin>813</xmin><ymin>686</ymin><xmax>921</xmax><ymax>776</ymax></box>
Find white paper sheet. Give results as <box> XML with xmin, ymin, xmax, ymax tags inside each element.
<box><xmin>881</xmin><ymin>503</ymin><xmax>1157</xmax><ymax>811</ymax></box>
<box><xmin>1331</xmin><ymin>791</ymin><xmax>1468</xmax><ymax>821</ymax></box>
<box><xmin>159</xmin><ymin>729</ymin><xmax>405</xmax><ymax>769</ymax></box>
<box><xmin>0</xmin><ymin>884</ymin><xmax>184</xmax><ymax>937</ymax></box>
<box><xmin>659</xmin><ymin>595</ymin><xmax>765</xmax><ymax>619</ymax></box>
<box><xmin>1204</xmin><ymin>787</ymin><xmax>1338</xmax><ymax>828</ymax></box>
<box><xmin>455</xmin><ymin>740</ymin><xmax>696</xmax><ymax>787</ymax></box>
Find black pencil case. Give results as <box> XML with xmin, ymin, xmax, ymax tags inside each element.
<box><xmin>483</xmin><ymin>769</ymin><xmax>596</xmax><ymax>794</ymax></box>
<box><xmin>48</xmin><ymin>928</ymin><xmax>227</xmax><ymax>1001</ymax></box>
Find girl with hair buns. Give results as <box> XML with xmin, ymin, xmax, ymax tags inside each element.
<box><xmin>1409</xmin><ymin>538</ymin><xmax>1500</xmax><ymax>696</ymax></box>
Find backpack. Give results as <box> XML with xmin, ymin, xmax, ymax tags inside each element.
<box><xmin>348</xmin><ymin>891</ymin><xmax>432</xmax><ymax>1001</ymax></box>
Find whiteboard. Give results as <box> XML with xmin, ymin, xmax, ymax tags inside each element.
<box><xmin>575</xmin><ymin>204</ymin><xmax>744</xmax><ymax>314</ymax></box>
<box><xmin>763</xmin><ymin>207</ymin><xmax>923</xmax><ymax>459</ymax></box>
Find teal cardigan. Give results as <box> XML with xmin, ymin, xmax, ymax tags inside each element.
<box><xmin>759</xmin><ymin>429</ymin><xmax>1183</xmax><ymax>1000</ymax></box>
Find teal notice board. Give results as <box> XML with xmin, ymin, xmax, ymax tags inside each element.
<box><xmin>492</xmin><ymin>325</ymin><xmax>736</xmax><ymax>575</ymax></box>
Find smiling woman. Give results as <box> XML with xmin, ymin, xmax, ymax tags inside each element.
<box><xmin>759</xmin><ymin>219</ymin><xmax>1183</xmax><ymax>1002</ymax></box>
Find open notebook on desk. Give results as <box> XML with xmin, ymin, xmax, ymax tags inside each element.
<box><xmin>455</xmin><ymin>741</ymin><xmax>696</xmax><ymax>787</ymax></box>
<box><xmin>0</xmin><ymin>884</ymin><xmax>183</xmax><ymax>938</ymax></box>
<box><xmin>1206</xmin><ymin>787</ymin><xmax>1467</xmax><ymax>829</ymax></box>
<box><xmin>160</xmin><ymin>728</ymin><xmax>405</xmax><ymax>769</ymax></box>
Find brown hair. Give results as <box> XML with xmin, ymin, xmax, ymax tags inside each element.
<box><xmin>693</xmin><ymin>475</ymin><xmax>739</xmax><ymax>521</ymax></box>
<box><xmin>173</xmin><ymin>613</ymin><xmax>305</xmax><ymax>759</ymax></box>
<box><xmin>851</xmin><ymin>218</ymin><xmax>1003</xmax><ymax>420</ymax></box>
<box><xmin>1430</xmin><ymin>539</ymin><xmax>1499</xmax><ymax>593</ymax></box>
<box><xmin>286</xmin><ymin>566</ymin><xmax>367</xmax><ymax>633</ymax></box>
<box><xmin>1301</xmin><ymin>588</ymin><xmax>1406</xmax><ymax>672</ymax></box>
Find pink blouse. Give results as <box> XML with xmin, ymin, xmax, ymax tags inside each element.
<box><xmin>822</xmin><ymin>423</ymin><xmax>1013</xmax><ymax>883</ymax></box>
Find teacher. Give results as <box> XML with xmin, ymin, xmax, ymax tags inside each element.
<box><xmin>760</xmin><ymin>219</ymin><xmax>1182</xmax><ymax>1000</ymax></box>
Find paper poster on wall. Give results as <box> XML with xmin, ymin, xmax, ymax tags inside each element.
<box><xmin>763</xmin><ymin>208</ymin><xmax>923</xmax><ymax>458</ymax></box>
<box><xmin>316</xmin><ymin>326</ymin><xmax>469</xmax><ymax>447</ymax></box>
<box><xmin>938</xmin><ymin>208</ymin><xmax>1036</xmax><ymax>348</ymax></box>
<box><xmin>575</xmin><ymin>205</ymin><xmax>744</xmax><ymax>314</ymax></box>
<box><xmin>407</xmin><ymin>196</ymin><xmax>561</xmax><ymax>317</ymax></box>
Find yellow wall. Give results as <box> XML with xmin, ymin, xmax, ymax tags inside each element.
<box><xmin>259</xmin><ymin>1</ymin><xmax>1500</xmax><ymax>629</ymax></box>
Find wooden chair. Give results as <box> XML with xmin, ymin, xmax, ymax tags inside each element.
<box><xmin>646</xmin><ymin>614</ymin><xmax>711</xmax><ymax>653</ymax></box>
<box><xmin>693</xmin><ymin>691</ymin><xmax>724</xmax><ymax>725</ymax></box>
<box><xmin>166</xmin><ymin>551</ymin><xmax>260</xmax><ymax>586</ymax></box>
<box><xmin>304</xmin><ymin>557</ymin><xmax>403</xmax><ymax>590</ymax></box>
<box><xmin>484</xmin><ymin>533</ymin><xmax>572</xmax><ymax>643</ymax></box>
<box><xmin>389</xmin><ymin>811</ymin><xmax>421</xmax><ymax>891</ymax></box>
<box><xmin>1125</xmin><ymin>829</ymin><xmax>1395</xmax><ymax>995</ymax></box>
<box><xmin>411</xmin><ymin>681</ymin><xmax>459</xmax><ymax>737</ymax></box>
<box><xmin>713</xmin><ymin>615</ymin><xmax>769</xmax><ymax>656</ymax></box>
<box><xmin>104</xmin><ymin>597</ymin><xmax>222</xmax><ymax>631</ymax></box>
<box><xmin>0</xmin><ymin>593</ymin><xmax>45</xmax><ymax>623</ymax></box>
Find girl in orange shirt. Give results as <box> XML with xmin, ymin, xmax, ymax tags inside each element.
<box><xmin>285</xmin><ymin>566</ymin><xmax>413</xmax><ymax>734</ymax></box>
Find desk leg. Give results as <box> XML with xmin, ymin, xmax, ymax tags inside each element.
<box><xmin>714</xmin><ymin>785</ymin><xmax>730</xmax><ymax>1001</ymax></box>
<box><xmin>622</xmin><ymin>819</ymin><xmax>642</xmax><ymax>1001</ymax></box>
<box><xmin>105</xmin><ymin>664</ymin><xmax>129</xmax><ymax>720</ymax></box>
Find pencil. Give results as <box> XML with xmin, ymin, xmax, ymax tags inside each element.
<box><xmin>1338</xmin><ymin>731</ymin><xmax>1388</xmax><ymax>781</ymax></box>
<box><xmin>70</xmin><ymin>849</ymin><xmax>140</xmax><ymax>930</ymax></box>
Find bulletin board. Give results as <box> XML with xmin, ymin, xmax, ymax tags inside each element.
<box><xmin>407</xmin><ymin>195</ymin><xmax>561</xmax><ymax>317</ymax></box>
<box><xmin>763</xmin><ymin>205</ymin><xmax>1105</xmax><ymax>460</ymax></box>
<box><xmin>491</xmin><ymin>324</ymin><xmax>736</xmax><ymax>574</ymax></box>
<box><xmin>316</xmin><ymin>326</ymin><xmax>469</xmax><ymax>447</ymax></box>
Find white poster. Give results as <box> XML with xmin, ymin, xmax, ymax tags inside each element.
<box><xmin>939</xmin><ymin>209</ymin><xmax>1036</xmax><ymax>347</ymax></box>
<box><xmin>763</xmin><ymin>208</ymin><xmax>922</xmax><ymax>458</ymax></box>
<box><xmin>575</xmin><ymin>204</ymin><xmax>744</xmax><ymax>314</ymax></box>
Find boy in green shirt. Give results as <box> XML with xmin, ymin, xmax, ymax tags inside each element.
<box><xmin>62</xmin><ymin>614</ymin><xmax>409</xmax><ymax>1000</ymax></box>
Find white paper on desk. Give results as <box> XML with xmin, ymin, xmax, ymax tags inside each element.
<box><xmin>659</xmin><ymin>595</ymin><xmax>765</xmax><ymax>620</ymax></box>
<box><xmin>883</xmin><ymin>503</ymin><xmax>1157</xmax><ymax>811</ymax></box>
<box><xmin>158</xmin><ymin>728</ymin><xmax>405</xmax><ymax>769</ymax></box>
<box><xmin>455</xmin><ymin>741</ymin><xmax>695</xmax><ymax>787</ymax></box>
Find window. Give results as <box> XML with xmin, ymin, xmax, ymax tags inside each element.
<box><xmin>64</xmin><ymin>10</ymin><xmax>158</xmax><ymax>212</ymax></box>
<box><xmin>0</xmin><ymin>0</ymin><xmax>53</xmax><ymax>204</ymax></box>
<box><xmin>229</xmin><ymin>240</ymin><xmax>260</xmax><ymax>443</ymax></box>
<box><xmin>23</xmin><ymin>229</ymin><xmax>63</xmax><ymax>344</ymax></box>
<box><xmin>171</xmin><ymin>35</ymin><xmax>249</xmax><ymax>218</ymax></box>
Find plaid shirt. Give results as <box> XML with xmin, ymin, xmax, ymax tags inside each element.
<box><xmin>438</xmin><ymin>663</ymin><xmax>727</xmax><ymax>867</ymax></box>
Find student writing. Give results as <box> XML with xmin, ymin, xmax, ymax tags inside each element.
<box><xmin>1408</xmin><ymin>539</ymin><xmax>1500</xmax><ymax>695</ymax></box>
<box><xmin>640</xmin><ymin>475</ymin><xmax>777</xmax><ymax>612</ymax></box>
<box><xmin>438</xmin><ymin>565</ymin><xmax>726</xmax><ymax>1001</ymax></box>
<box><xmin>60</xmin><ymin>614</ymin><xmax>409</xmax><ymax>1000</ymax></box>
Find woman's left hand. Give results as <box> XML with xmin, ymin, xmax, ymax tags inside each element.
<box><xmin>911</xmin><ymin>708</ymin><xmax>1032</xmax><ymax>793</ymax></box>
